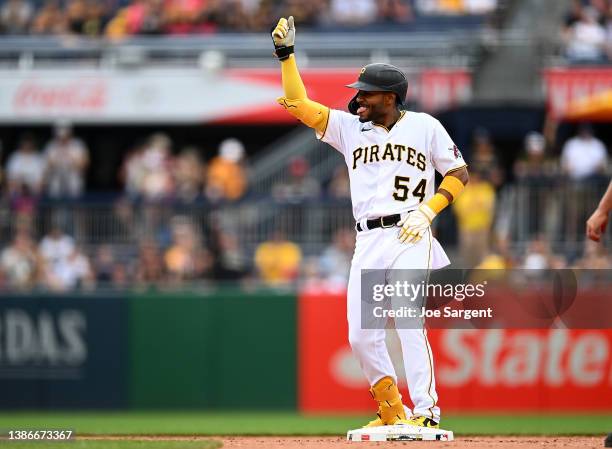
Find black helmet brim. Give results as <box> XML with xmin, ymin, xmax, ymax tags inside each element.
<box><xmin>346</xmin><ymin>81</ymin><xmax>390</xmax><ymax>92</ymax></box>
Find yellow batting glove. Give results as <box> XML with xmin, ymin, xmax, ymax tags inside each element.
<box><xmin>397</xmin><ymin>205</ymin><xmax>436</xmax><ymax>244</ymax></box>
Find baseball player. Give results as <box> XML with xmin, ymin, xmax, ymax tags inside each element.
<box><xmin>272</xmin><ymin>17</ymin><xmax>469</xmax><ymax>428</ymax></box>
<box><xmin>586</xmin><ymin>179</ymin><xmax>612</xmax><ymax>242</ymax></box>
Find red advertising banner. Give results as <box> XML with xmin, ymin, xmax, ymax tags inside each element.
<box><xmin>0</xmin><ymin>67</ymin><xmax>470</xmax><ymax>124</ymax></box>
<box><xmin>218</xmin><ymin>68</ymin><xmax>472</xmax><ymax>124</ymax></box>
<box><xmin>543</xmin><ymin>67</ymin><xmax>612</xmax><ymax>120</ymax></box>
<box><xmin>298</xmin><ymin>290</ymin><xmax>612</xmax><ymax>413</ymax></box>
<box><xmin>419</xmin><ymin>69</ymin><xmax>471</xmax><ymax>113</ymax></box>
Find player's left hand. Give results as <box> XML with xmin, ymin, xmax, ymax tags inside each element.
<box><xmin>586</xmin><ymin>208</ymin><xmax>609</xmax><ymax>242</ymax></box>
<box><xmin>398</xmin><ymin>205</ymin><xmax>436</xmax><ymax>244</ymax></box>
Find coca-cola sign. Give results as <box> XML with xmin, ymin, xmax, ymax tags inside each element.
<box><xmin>13</xmin><ymin>78</ymin><xmax>107</xmax><ymax>114</ymax></box>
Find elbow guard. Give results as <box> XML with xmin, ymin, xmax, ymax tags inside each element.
<box><xmin>277</xmin><ymin>97</ymin><xmax>329</xmax><ymax>131</ymax></box>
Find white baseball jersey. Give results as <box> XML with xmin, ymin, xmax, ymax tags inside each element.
<box><xmin>318</xmin><ymin>109</ymin><xmax>466</xmax><ymax>222</ymax></box>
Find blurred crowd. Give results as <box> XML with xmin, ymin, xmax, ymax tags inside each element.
<box><xmin>2</xmin><ymin>122</ymin><xmax>250</xmax><ymax>205</ymax></box>
<box><xmin>0</xmin><ymin>212</ymin><xmax>358</xmax><ymax>292</ymax></box>
<box><xmin>0</xmin><ymin>120</ymin><xmax>352</xmax><ymax>292</ymax></box>
<box><xmin>0</xmin><ymin>0</ymin><xmax>498</xmax><ymax>37</ymax></box>
<box><xmin>453</xmin><ymin>123</ymin><xmax>611</xmax><ymax>272</ymax></box>
<box><xmin>0</xmin><ymin>120</ymin><xmax>610</xmax><ymax>292</ymax></box>
<box><xmin>121</xmin><ymin>133</ymin><xmax>248</xmax><ymax>202</ymax></box>
<box><xmin>562</xmin><ymin>0</ymin><xmax>612</xmax><ymax>63</ymax></box>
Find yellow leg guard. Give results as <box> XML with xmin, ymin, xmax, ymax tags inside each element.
<box><xmin>363</xmin><ymin>376</ymin><xmax>408</xmax><ymax>427</ymax></box>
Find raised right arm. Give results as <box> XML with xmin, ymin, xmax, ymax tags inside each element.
<box><xmin>272</xmin><ymin>17</ymin><xmax>329</xmax><ymax>134</ymax></box>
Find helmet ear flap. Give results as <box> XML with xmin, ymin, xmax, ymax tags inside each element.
<box><xmin>348</xmin><ymin>93</ymin><xmax>359</xmax><ymax>115</ymax></box>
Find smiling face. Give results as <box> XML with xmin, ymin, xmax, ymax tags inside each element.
<box><xmin>355</xmin><ymin>90</ymin><xmax>397</xmax><ymax>123</ymax></box>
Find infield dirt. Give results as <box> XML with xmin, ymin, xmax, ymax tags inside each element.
<box><xmin>83</xmin><ymin>435</ymin><xmax>605</xmax><ymax>448</ymax></box>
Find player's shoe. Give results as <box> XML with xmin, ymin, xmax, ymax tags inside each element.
<box><xmin>364</xmin><ymin>412</ymin><xmax>414</xmax><ymax>427</ymax></box>
<box><xmin>363</xmin><ymin>412</ymin><xmax>384</xmax><ymax>428</ymax></box>
<box><xmin>362</xmin><ymin>377</ymin><xmax>408</xmax><ymax>428</ymax></box>
<box><xmin>405</xmin><ymin>415</ymin><xmax>440</xmax><ymax>428</ymax></box>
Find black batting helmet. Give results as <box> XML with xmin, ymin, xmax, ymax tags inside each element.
<box><xmin>346</xmin><ymin>63</ymin><xmax>408</xmax><ymax>115</ymax></box>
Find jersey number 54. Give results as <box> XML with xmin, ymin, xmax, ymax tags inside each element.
<box><xmin>393</xmin><ymin>176</ymin><xmax>426</xmax><ymax>202</ymax></box>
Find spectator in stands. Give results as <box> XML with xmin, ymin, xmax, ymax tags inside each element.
<box><xmin>205</xmin><ymin>138</ymin><xmax>247</xmax><ymax>202</ymax></box>
<box><xmin>112</xmin><ymin>196</ymin><xmax>139</xmax><ymax>242</ymax></box>
<box><xmin>93</xmin><ymin>244</ymin><xmax>116</xmax><ymax>283</ymax></box>
<box><xmin>453</xmin><ymin>169</ymin><xmax>496</xmax><ymax>268</ymax></box>
<box><xmin>561</xmin><ymin>123</ymin><xmax>607</xmax><ymax>181</ymax></box>
<box><xmin>469</xmin><ymin>127</ymin><xmax>504</xmax><ymax>188</ymax></box>
<box><xmin>414</xmin><ymin>0</ymin><xmax>456</xmax><ymax>15</ymax></box>
<box><xmin>272</xmin><ymin>156</ymin><xmax>321</xmax><ymax>202</ymax></box>
<box><xmin>242</xmin><ymin>0</ymin><xmax>273</xmax><ymax>31</ymax></box>
<box><xmin>43</xmin><ymin>121</ymin><xmax>89</xmax><ymax>198</ymax></box>
<box><xmin>319</xmin><ymin>227</ymin><xmax>354</xmax><ymax>287</ymax></box>
<box><xmin>328</xmin><ymin>165</ymin><xmax>351</xmax><ymax>199</ymax></box>
<box><xmin>210</xmin><ymin>227</ymin><xmax>248</xmax><ymax>281</ymax></box>
<box><xmin>328</xmin><ymin>0</ymin><xmax>377</xmax><ymax>25</ymax></box>
<box><xmin>65</xmin><ymin>0</ymin><xmax>107</xmax><ymax>36</ymax></box>
<box><xmin>475</xmin><ymin>236</ymin><xmax>514</xmax><ymax>269</ymax></box>
<box><xmin>138</xmin><ymin>133</ymin><xmax>174</xmax><ymax>200</ymax></box>
<box><xmin>210</xmin><ymin>0</ymin><xmax>243</xmax><ymax>31</ymax></box>
<box><xmin>513</xmin><ymin>131</ymin><xmax>559</xmax><ymax>238</ymax></box>
<box><xmin>107</xmin><ymin>0</ymin><xmax>165</xmax><ymax>38</ymax></box>
<box><xmin>164</xmin><ymin>215</ymin><xmax>212</xmax><ymax>281</ymax></box>
<box><xmin>39</xmin><ymin>225</ymin><xmax>75</xmax><ymax>269</ymax></box>
<box><xmin>135</xmin><ymin>239</ymin><xmax>165</xmax><ymax>287</ymax></box>
<box><xmin>521</xmin><ymin>236</ymin><xmax>552</xmax><ymax>270</ymax></box>
<box><xmin>174</xmin><ymin>146</ymin><xmax>203</xmax><ymax>202</ymax></box>
<box><xmin>30</xmin><ymin>0</ymin><xmax>67</xmax><ymax>35</ymax></box>
<box><xmin>111</xmin><ymin>263</ymin><xmax>130</xmax><ymax>289</ymax></box>
<box><xmin>564</xmin><ymin>6</ymin><xmax>607</xmax><ymax>62</ymax></box>
<box><xmin>66</xmin><ymin>0</ymin><xmax>88</xmax><ymax>34</ymax></box>
<box><xmin>377</xmin><ymin>0</ymin><xmax>413</xmax><ymax>23</ymax></box>
<box><xmin>254</xmin><ymin>229</ymin><xmax>301</xmax><ymax>286</ymax></box>
<box><xmin>44</xmin><ymin>244</ymin><xmax>94</xmax><ymax>291</ymax></box>
<box><xmin>463</xmin><ymin>0</ymin><xmax>497</xmax><ymax>14</ymax></box>
<box><xmin>513</xmin><ymin>131</ymin><xmax>558</xmax><ymax>179</ymax></box>
<box><xmin>563</xmin><ymin>0</ymin><xmax>584</xmax><ymax>30</ymax></box>
<box><xmin>0</xmin><ymin>0</ymin><xmax>33</xmax><ymax>34</ymax></box>
<box><xmin>279</xmin><ymin>0</ymin><xmax>324</xmax><ymax>27</ymax></box>
<box><xmin>5</xmin><ymin>134</ymin><xmax>45</xmax><ymax>197</ymax></box>
<box><xmin>163</xmin><ymin>0</ymin><xmax>209</xmax><ymax>34</ymax></box>
<box><xmin>121</xmin><ymin>145</ymin><xmax>145</xmax><ymax>198</ymax></box>
<box><xmin>0</xmin><ymin>229</ymin><xmax>39</xmax><ymax>290</ymax></box>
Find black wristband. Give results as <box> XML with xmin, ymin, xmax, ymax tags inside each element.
<box><xmin>274</xmin><ymin>45</ymin><xmax>294</xmax><ymax>61</ymax></box>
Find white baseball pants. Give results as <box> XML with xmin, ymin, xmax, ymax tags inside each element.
<box><xmin>346</xmin><ymin>224</ymin><xmax>450</xmax><ymax>422</ymax></box>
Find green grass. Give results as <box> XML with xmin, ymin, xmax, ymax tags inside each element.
<box><xmin>0</xmin><ymin>412</ymin><xmax>610</xmax><ymax>436</ymax></box>
<box><xmin>0</xmin><ymin>442</ymin><xmax>220</xmax><ymax>449</ymax></box>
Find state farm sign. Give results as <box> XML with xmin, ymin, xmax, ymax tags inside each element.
<box><xmin>298</xmin><ymin>291</ymin><xmax>612</xmax><ymax>412</ymax></box>
<box><xmin>438</xmin><ymin>329</ymin><xmax>610</xmax><ymax>388</ymax></box>
<box><xmin>13</xmin><ymin>79</ymin><xmax>107</xmax><ymax>114</ymax></box>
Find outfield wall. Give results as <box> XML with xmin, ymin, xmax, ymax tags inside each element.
<box><xmin>0</xmin><ymin>291</ymin><xmax>296</xmax><ymax>409</ymax></box>
<box><xmin>1</xmin><ymin>291</ymin><xmax>611</xmax><ymax>411</ymax></box>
